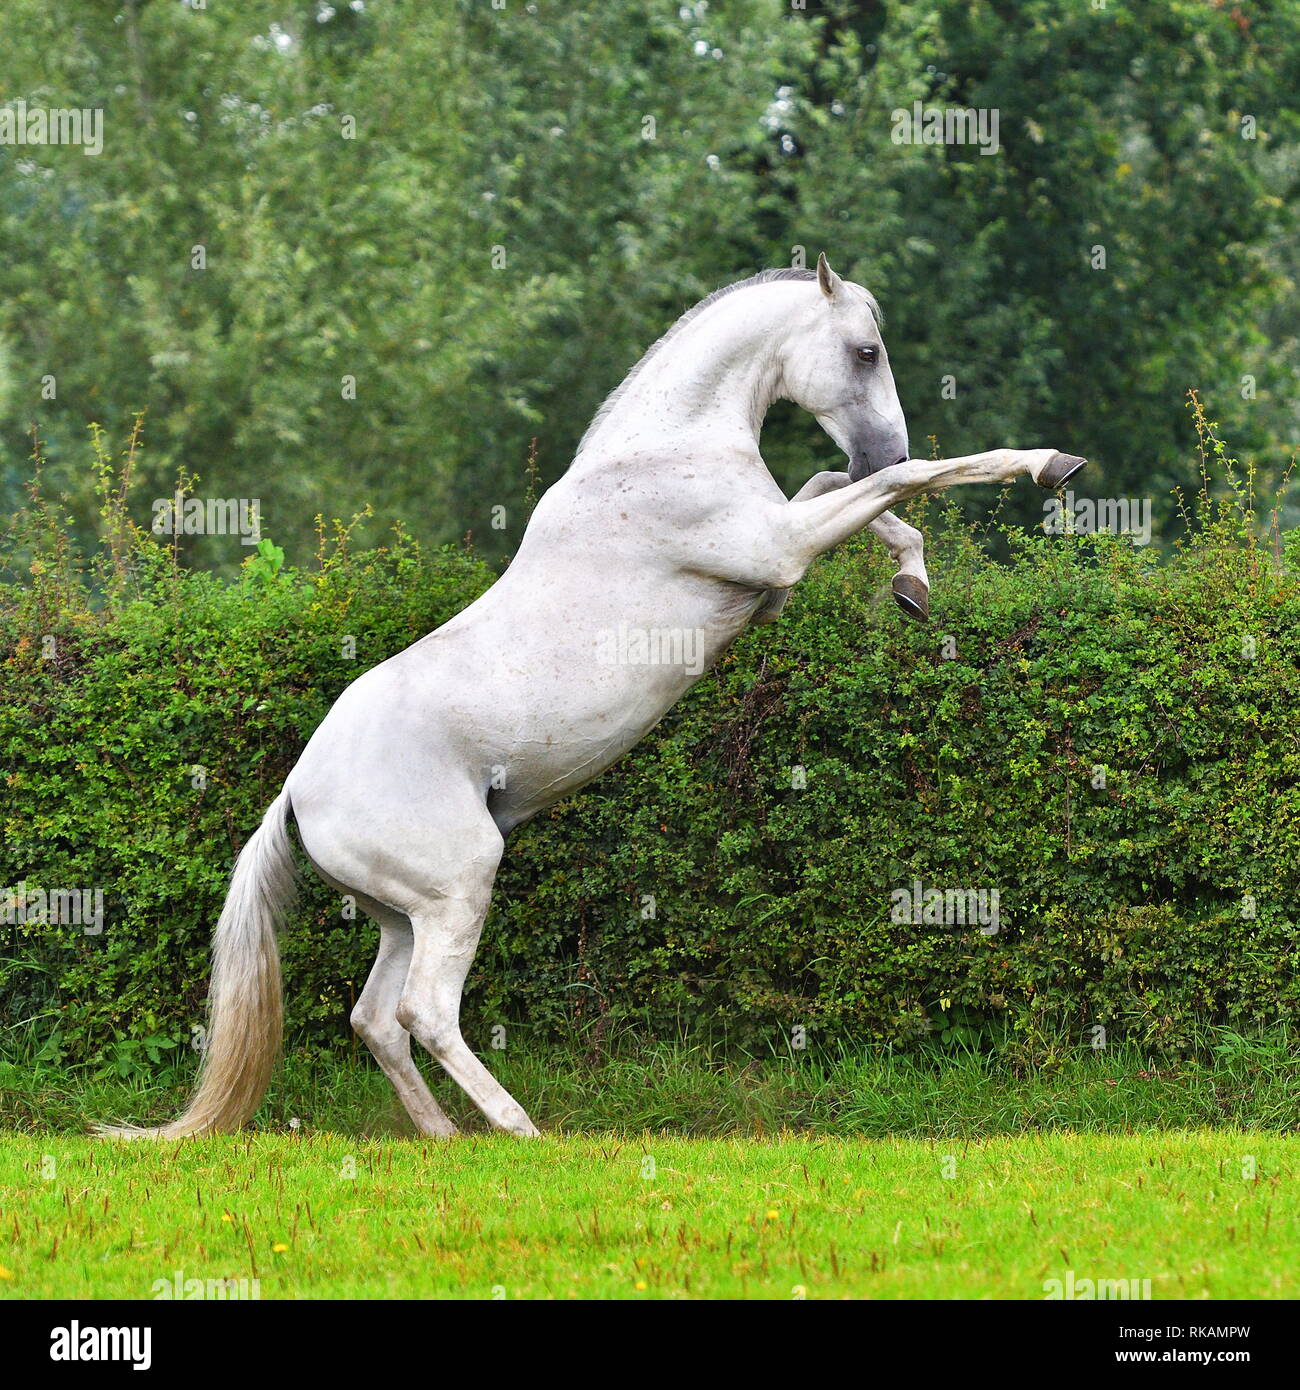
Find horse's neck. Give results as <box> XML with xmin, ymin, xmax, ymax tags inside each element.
<box><xmin>572</xmin><ymin>282</ymin><xmax>806</xmax><ymax>471</ymax></box>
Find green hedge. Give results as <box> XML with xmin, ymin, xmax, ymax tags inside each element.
<box><xmin>3</xmin><ymin>457</ymin><xmax>1299</xmax><ymax>1067</ymax></box>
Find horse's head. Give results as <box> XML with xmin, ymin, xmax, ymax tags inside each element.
<box><xmin>781</xmin><ymin>253</ymin><xmax>909</xmax><ymax>481</ymax></box>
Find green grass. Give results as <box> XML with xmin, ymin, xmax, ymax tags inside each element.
<box><xmin>1</xmin><ymin>1129</ymin><xmax>1295</xmax><ymax>1299</ymax></box>
<box><xmin>3</xmin><ymin>1040</ymin><xmax>1295</xmax><ymax>1298</ymax></box>
<box><xmin>3</xmin><ymin>1035</ymin><xmax>1297</xmax><ymax>1138</ymax></box>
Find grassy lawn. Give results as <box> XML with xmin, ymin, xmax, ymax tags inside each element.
<box><xmin>0</xmin><ymin>1128</ymin><xmax>1295</xmax><ymax>1300</ymax></box>
<box><xmin>2</xmin><ymin>1042</ymin><xmax>1296</xmax><ymax>1299</ymax></box>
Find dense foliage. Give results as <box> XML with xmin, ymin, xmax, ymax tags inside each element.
<box><xmin>4</xmin><ymin>415</ymin><xmax>1297</xmax><ymax>1070</ymax></box>
<box><xmin>1</xmin><ymin>0</ymin><xmax>1297</xmax><ymax>568</ymax></box>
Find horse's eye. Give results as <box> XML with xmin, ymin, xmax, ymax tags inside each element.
<box><xmin>856</xmin><ymin>345</ymin><xmax>878</xmax><ymax>365</ymax></box>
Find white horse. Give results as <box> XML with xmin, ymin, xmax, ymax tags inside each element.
<box><xmin>100</xmin><ymin>256</ymin><xmax>1083</xmax><ymax>1139</ymax></box>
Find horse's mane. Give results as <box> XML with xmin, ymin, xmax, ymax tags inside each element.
<box><xmin>576</xmin><ymin>267</ymin><xmax>881</xmax><ymax>454</ymax></box>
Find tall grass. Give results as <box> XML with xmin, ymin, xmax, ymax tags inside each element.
<box><xmin>4</xmin><ymin>1030</ymin><xmax>1296</xmax><ymax>1138</ymax></box>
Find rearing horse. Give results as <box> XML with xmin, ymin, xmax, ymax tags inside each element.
<box><xmin>101</xmin><ymin>255</ymin><xmax>1083</xmax><ymax>1139</ymax></box>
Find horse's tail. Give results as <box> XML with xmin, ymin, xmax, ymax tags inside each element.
<box><xmin>96</xmin><ymin>788</ymin><xmax>297</xmax><ymax>1140</ymax></box>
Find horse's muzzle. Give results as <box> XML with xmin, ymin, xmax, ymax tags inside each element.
<box><xmin>848</xmin><ymin>451</ymin><xmax>910</xmax><ymax>483</ymax></box>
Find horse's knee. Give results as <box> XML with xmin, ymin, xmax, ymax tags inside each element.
<box><xmin>351</xmin><ymin>1000</ymin><xmax>406</xmax><ymax>1051</ymax></box>
<box><xmin>395</xmin><ymin>998</ymin><xmax>458</xmax><ymax>1056</ymax></box>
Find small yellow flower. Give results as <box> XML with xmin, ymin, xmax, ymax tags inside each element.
<box><xmin>766</xmin><ymin>1209</ymin><xmax>780</xmax><ymax>1221</ymax></box>
<box><xmin>635</xmin><ymin>1280</ymin><xmax>647</xmax><ymax>1291</ymax></box>
<box><xmin>271</xmin><ymin>1242</ymin><xmax>288</xmax><ymax>1254</ymax></box>
<box><xmin>221</xmin><ymin>1212</ymin><xmax>233</xmax><ymax>1223</ymax></box>
<box><xmin>0</xmin><ymin>1265</ymin><xmax>13</xmax><ymax>1279</ymax></box>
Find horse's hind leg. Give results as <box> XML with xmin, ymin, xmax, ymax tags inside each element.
<box><xmin>352</xmin><ymin>908</ymin><xmax>458</xmax><ymax>1138</ymax></box>
<box><xmin>395</xmin><ymin>831</ymin><xmax>539</xmax><ymax>1136</ymax></box>
<box><xmin>399</xmin><ymin>907</ymin><xmax>539</xmax><ymax>1136</ymax></box>
<box><xmin>298</xmin><ymin>784</ymin><xmax>534</xmax><ymax>1135</ymax></box>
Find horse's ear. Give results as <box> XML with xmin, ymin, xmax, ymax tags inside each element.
<box><xmin>816</xmin><ymin>252</ymin><xmax>842</xmax><ymax>300</ymax></box>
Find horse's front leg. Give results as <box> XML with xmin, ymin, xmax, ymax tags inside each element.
<box><xmin>752</xmin><ymin>472</ymin><xmax>929</xmax><ymax>623</ymax></box>
<box><xmin>782</xmin><ymin>449</ymin><xmax>1085</xmax><ymax>571</ymax></box>
<box><xmin>870</xmin><ymin>509</ymin><xmax>929</xmax><ymax>621</ymax></box>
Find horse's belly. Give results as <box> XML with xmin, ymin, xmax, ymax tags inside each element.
<box><xmin>289</xmin><ymin>570</ymin><xmax>761</xmax><ymax>832</ymax></box>
<box><xmin>467</xmin><ymin>667</ymin><xmax>699</xmax><ymax>825</ymax></box>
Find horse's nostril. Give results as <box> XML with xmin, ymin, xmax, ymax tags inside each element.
<box><xmin>890</xmin><ymin>455</ymin><xmax>908</xmax><ymax>469</ymax></box>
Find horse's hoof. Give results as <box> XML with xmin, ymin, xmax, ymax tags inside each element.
<box><xmin>1037</xmin><ymin>452</ymin><xmax>1087</xmax><ymax>489</ymax></box>
<box><xmin>892</xmin><ymin>574</ymin><xmax>930</xmax><ymax>622</ymax></box>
